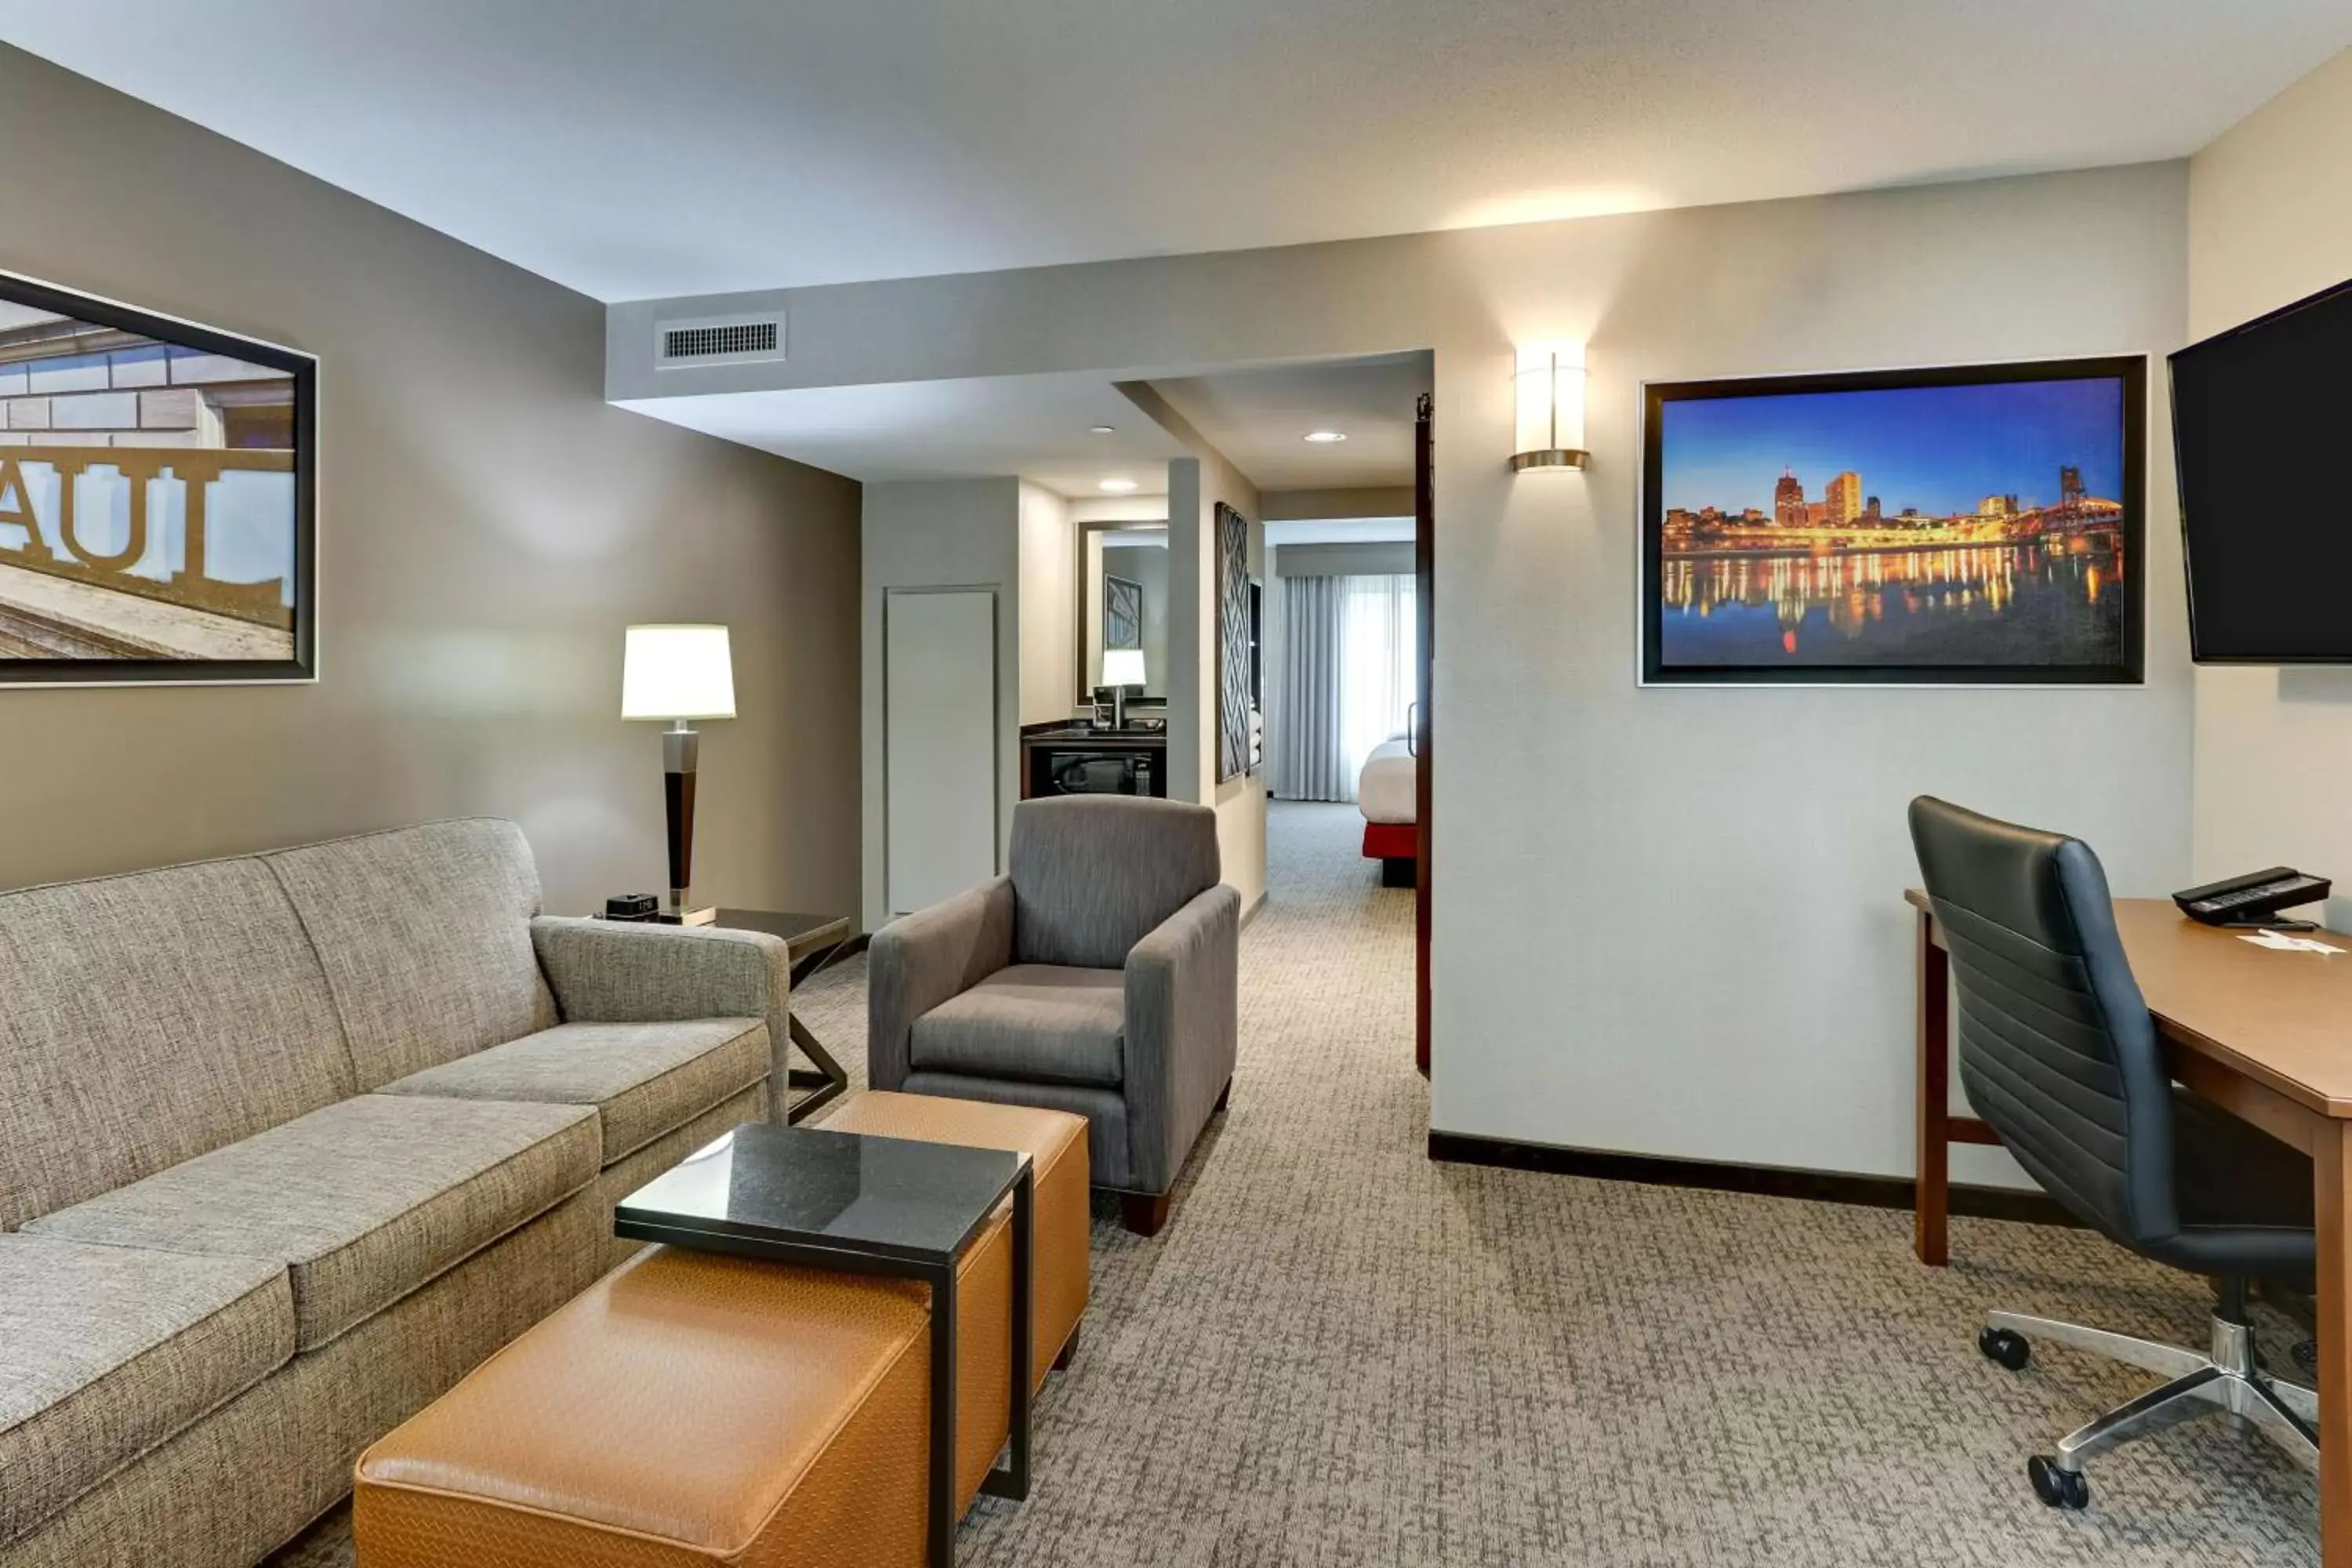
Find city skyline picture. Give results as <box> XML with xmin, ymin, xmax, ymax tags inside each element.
<box><xmin>1640</xmin><ymin>358</ymin><xmax>2145</xmax><ymax>686</ymax></box>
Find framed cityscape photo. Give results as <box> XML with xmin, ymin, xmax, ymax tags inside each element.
<box><xmin>0</xmin><ymin>269</ymin><xmax>316</xmax><ymax>684</ymax></box>
<box><xmin>1640</xmin><ymin>357</ymin><xmax>2144</xmax><ymax>686</ymax></box>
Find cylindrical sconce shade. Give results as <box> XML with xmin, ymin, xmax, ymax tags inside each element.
<box><xmin>1512</xmin><ymin>343</ymin><xmax>1589</xmax><ymax>472</ymax></box>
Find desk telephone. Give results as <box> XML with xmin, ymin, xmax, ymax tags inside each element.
<box><xmin>2172</xmin><ymin>867</ymin><xmax>2332</xmax><ymax>929</ymax></box>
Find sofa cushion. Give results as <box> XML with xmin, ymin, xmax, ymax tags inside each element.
<box><xmin>263</xmin><ymin>819</ymin><xmax>558</xmax><ymax>1091</ymax></box>
<box><xmin>909</xmin><ymin>964</ymin><xmax>1125</xmax><ymax>1087</ymax></box>
<box><xmin>377</xmin><ymin>1018</ymin><xmax>770</xmax><ymax>1165</ymax></box>
<box><xmin>28</xmin><ymin>1095</ymin><xmax>597</xmax><ymax>1352</ymax></box>
<box><xmin>0</xmin><ymin>858</ymin><xmax>353</xmax><ymax>1232</ymax></box>
<box><xmin>0</xmin><ymin>1235</ymin><xmax>292</xmax><ymax>1548</ymax></box>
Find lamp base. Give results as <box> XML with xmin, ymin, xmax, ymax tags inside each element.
<box><xmin>662</xmin><ymin>720</ymin><xmax>699</xmax><ymax>919</ymax></box>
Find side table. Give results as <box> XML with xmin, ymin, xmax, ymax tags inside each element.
<box><xmin>615</xmin><ymin>1122</ymin><xmax>1033</xmax><ymax>1567</ymax></box>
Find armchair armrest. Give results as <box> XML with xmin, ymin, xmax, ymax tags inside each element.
<box><xmin>530</xmin><ymin>916</ymin><xmax>792</xmax><ymax>1119</ymax></box>
<box><xmin>868</xmin><ymin>877</ymin><xmax>1015</xmax><ymax>1091</ymax></box>
<box><xmin>1123</xmin><ymin>884</ymin><xmax>1240</xmax><ymax>1192</ymax></box>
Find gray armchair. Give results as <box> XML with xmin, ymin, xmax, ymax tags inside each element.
<box><xmin>869</xmin><ymin>795</ymin><xmax>1239</xmax><ymax>1234</ymax></box>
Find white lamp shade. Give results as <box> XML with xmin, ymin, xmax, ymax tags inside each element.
<box><xmin>1514</xmin><ymin>341</ymin><xmax>1588</xmax><ymax>459</ymax></box>
<box><xmin>1102</xmin><ymin>648</ymin><xmax>1148</xmax><ymax>688</ymax></box>
<box><xmin>622</xmin><ymin>625</ymin><xmax>736</xmax><ymax>720</ymax></box>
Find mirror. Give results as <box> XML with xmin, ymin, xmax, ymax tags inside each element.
<box><xmin>1079</xmin><ymin>521</ymin><xmax>1169</xmax><ymax>702</ymax></box>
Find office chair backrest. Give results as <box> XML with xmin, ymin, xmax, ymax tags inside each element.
<box><xmin>1907</xmin><ymin>797</ymin><xmax>2178</xmax><ymax>1246</ymax></box>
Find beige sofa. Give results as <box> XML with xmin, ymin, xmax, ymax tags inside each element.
<box><xmin>0</xmin><ymin>819</ymin><xmax>795</xmax><ymax>1568</ymax></box>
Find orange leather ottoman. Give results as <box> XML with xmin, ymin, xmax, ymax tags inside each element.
<box><xmin>354</xmin><ymin>1232</ymin><xmax>1012</xmax><ymax>1568</ymax></box>
<box><xmin>822</xmin><ymin>1091</ymin><xmax>1091</xmax><ymax>1377</ymax></box>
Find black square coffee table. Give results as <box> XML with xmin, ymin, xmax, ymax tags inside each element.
<box><xmin>614</xmin><ymin>1122</ymin><xmax>1033</xmax><ymax>1567</ymax></box>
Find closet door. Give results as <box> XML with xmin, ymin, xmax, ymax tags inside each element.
<box><xmin>884</xmin><ymin>587</ymin><xmax>999</xmax><ymax>917</ymax></box>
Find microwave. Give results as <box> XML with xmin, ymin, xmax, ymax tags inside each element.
<box><xmin>1034</xmin><ymin>746</ymin><xmax>1164</xmax><ymax>798</ymax></box>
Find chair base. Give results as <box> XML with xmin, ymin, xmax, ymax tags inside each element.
<box><xmin>1983</xmin><ymin>1297</ymin><xmax>2318</xmax><ymax>1508</ymax></box>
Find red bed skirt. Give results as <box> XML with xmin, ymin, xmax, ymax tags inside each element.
<box><xmin>1362</xmin><ymin>821</ymin><xmax>1416</xmax><ymax>860</ymax></box>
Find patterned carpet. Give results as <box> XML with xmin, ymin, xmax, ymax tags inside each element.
<box><xmin>274</xmin><ymin>800</ymin><xmax>2317</xmax><ymax>1566</ymax></box>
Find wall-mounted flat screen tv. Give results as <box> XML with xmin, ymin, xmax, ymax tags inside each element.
<box><xmin>2172</xmin><ymin>276</ymin><xmax>2352</xmax><ymax>663</ymax></box>
<box><xmin>1642</xmin><ymin>356</ymin><xmax>2145</xmax><ymax>686</ymax></box>
<box><xmin>0</xmin><ymin>269</ymin><xmax>315</xmax><ymax>684</ymax></box>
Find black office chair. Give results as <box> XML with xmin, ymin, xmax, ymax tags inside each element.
<box><xmin>1907</xmin><ymin>797</ymin><xmax>2319</xmax><ymax>1509</ymax></box>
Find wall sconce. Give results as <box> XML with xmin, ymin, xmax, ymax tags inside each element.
<box><xmin>1512</xmin><ymin>342</ymin><xmax>1588</xmax><ymax>472</ymax></box>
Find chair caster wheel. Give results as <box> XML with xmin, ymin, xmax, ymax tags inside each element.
<box><xmin>2028</xmin><ymin>1454</ymin><xmax>2088</xmax><ymax>1510</ymax></box>
<box><xmin>1978</xmin><ymin>1326</ymin><xmax>2031</xmax><ymax>1370</ymax></box>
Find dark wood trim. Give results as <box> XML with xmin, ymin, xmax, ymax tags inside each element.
<box><xmin>1426</xmin><ymin>1131</ymin><xmax>2078</xmax><ymax>1229</ymax></box>
<box><xmin>1413</xmin><ymin>390</ymin><xmax>1434</xmax><ymax>1079</ymax></box>
<box><xmin>1120</xmin><ymin>1192</ymin><xmax>1171</xmax><ymax>1236</ymax></box>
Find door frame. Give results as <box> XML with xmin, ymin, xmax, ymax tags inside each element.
<box><xmin>1414</xmin><ymin>392</ymin><xmax>1434</xmax><ymax>1077</ymax></box>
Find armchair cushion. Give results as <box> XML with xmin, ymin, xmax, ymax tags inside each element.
<box><xmin>909</xmin><ymin>966</ymin><xmax>1125</xmax><ymax>1088</ymax></box>
<box><xmin>1009</xmin><ymin>797</ymin><xmax>1220</xmax><ymax>969</ymax></box>
<box><xmin>377</xmin><ymin>1018</ymin><xmax>769</xmax><ymax>1165</ymax></box>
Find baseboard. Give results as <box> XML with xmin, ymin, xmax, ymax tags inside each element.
<box><xmin>1425</xmin><ymin>1131</ymin><xmax>2075</xmax><ymax>1228</ymax></box>
<box><xmin>1240</xmin><ymin>889</ymin><xmax>1268</xmax><ymax>928</ymax></box>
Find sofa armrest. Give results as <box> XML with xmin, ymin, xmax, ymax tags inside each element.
<box><xmin>1122</xmin><ymin>883</ymin><xmax>1240</xmax><ymax>1193</ymax></box>
<box><xmin>868</xmin><ymin>877</ymin><xmax>1015</xmax><ymax>1091</ymax></box>
<box><xmin>530</xmin><ymin>916</ymin><xmax>792</xmax><ymax>1119</ymax></box>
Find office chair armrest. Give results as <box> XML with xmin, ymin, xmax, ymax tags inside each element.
<box><xmin>867</xmin><ymin>876</ymin><xmax>1016</xmax><ymax>1091</ymax></box>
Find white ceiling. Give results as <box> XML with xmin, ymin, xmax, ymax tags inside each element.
<box><xmin>1150</xmin><ymin>354</ymin><xmax>1429</xmax><ymax>491</ymax></box>
<box><xmin>617</xmin><ymin>372</ymin><xmax>1187</xmax><ymax>495</ymax></box>
<box><xmin>2</xmin><ymin>2</ymin><xmax>2340</xmax><ymax>303</ymax></box>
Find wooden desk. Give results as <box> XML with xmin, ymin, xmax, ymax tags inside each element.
<box><xmin>1911</xmin><ymin>891</ymin><xmax>2352</xmax><ymax>1561</ymax></box>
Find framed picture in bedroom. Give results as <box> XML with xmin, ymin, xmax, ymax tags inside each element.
<box><xmin>1639</xmin><ymin>356</ymin><xmax>2144</xmax><ymax>687</ymax></box>
<box><xmin>0</xmin><ymin>268</ymin><xmax>317</xmax><ymax>685</ymax></box>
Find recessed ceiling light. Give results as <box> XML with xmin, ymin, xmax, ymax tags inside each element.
<box><xmin>1099</xmin><ymin>477</ymin><xmax>1139</xmax><ymax>493</ymax></box>
<box><xmin>1087</xmin><ymin>424</ymin><xmax>1116</xmax><ymax>434</ymax></box>
<box><xmin>1304</xmin><ymin>430</ymin><xmax>1348</xmax><ymax>444</ymax></box>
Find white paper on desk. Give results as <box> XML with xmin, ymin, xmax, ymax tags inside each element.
<box><xmin>2238</xmin><ymin>929</ymin><xmax>2347</xmax><ymax>954</ymax></box>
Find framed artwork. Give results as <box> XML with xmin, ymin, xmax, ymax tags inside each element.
<box><xmin>1641</xmin><ymin>356</ymin><xmax>2144</xmax><ymax>686</ymax></box>
<box><xmin>1214</xmin><ymin>501</ymin><xmax>1250</xmax><ymax>780</ymax></box>
<box><xmin>0</xmin><ymin>268</ymin><xmax>317</xmax><ymax>684</ymax></box>
<box><xmin>1104</xmin><ymin>574</ymin><xmax>1142</xmax><ymax>651</ymax></box>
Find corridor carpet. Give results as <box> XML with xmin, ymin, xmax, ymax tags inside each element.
<box><xmin>273</xmin><ymin>800</ymin><xmax>2315</xmax><ymax>1567</ymax></box>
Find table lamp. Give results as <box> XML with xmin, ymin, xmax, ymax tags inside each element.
<box><xmin>1102</xmin><ymin>647</ymin><xmax>1146</xmax><ymax>729</ymax></box>
<box><xmin>621</xmin><ymin>624</ymin><xmax>735</xmax><ymax>919</ymax></box>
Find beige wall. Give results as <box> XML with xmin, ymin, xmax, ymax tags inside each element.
<box><xmin>0</xmin><ymin>45</ymin><xmax>861</xmax><ymax>919</ymax></box>
<box><xmin>617</xmin><ymin>162</ymin><xmax>2194</xmax><ymax>1183</ymax></box>
<box><xmin>2185</xmin><ymin>49</ymin><xmax>2352</xmax><ymax>914</ymax></box>
<box><xmin>1016</xmin><ymin>481</ymin><xmax>1076</xmax><ymax>724</ymax></box>
<box><xmin>858</xmin><ymin>477</ymin><xmax>1022</xmax><ymax>931</ymax></box>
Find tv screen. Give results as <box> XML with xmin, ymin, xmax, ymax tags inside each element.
<box><xmin>2173</xmin><ymin>277</ymin><xmax>2352</xmax><ymax>663</ymax></box>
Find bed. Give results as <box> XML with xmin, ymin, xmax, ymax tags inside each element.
<box><xmin>1358</xmin><ymin>735</ymin><xmax>1417</xmax><ymax>887</ymax></box>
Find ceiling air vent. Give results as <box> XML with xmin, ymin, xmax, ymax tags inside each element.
<box><xmin>655</xmin><ymin>312</ymin><xmax>784</xmax><ymax>369</ymax></box>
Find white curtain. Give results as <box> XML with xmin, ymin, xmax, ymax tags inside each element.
<box><xmin>1339</xmin><ymin>574</ymin><xmax>1417</xmax><ymax>789</ymax></box>
<box><xmin>1277</xmin><ymin>572</ymin><xmax>1416</xmax><ymax>803</ymax></box>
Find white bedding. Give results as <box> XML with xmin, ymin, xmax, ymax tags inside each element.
<box><xmin>1357</xmin><ymin>737</ymin><xmax>1417</xmax><ymax>824</ymax></box>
